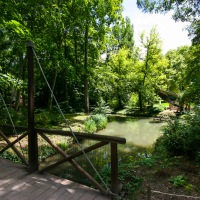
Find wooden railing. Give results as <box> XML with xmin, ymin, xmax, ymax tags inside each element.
<box><xmin>0</xmin><ymin>42</ymin><xmax>126</xmax><ymax>197</ymax></box>
<box><xmin>0</xmin><ymin>124</ymin><xmax>126</xmax><ymax>196</ymax></box>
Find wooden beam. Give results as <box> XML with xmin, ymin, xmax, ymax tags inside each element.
<box><xmin>1</xmin><ymin>125</ymin><xmax>126</xmax><ymax>144</ymax></box>
<box><xmin>111</xmin><ymin>143</ymin><xmax>121</xmax><ymax>194</ymax></box>
<box><xmin>39</xmin><ymin>135</ymin><xmax>108</xmax><ymax>172</ymax></box>
<box><xmin>27</xmin><ymin>41</ymin><xmax>38</xmax><ymax>172</ymax></box>
<box><xmin>36</xmin><ymin>128</ymin><xmax>126</xmax><ymax>144</ymax></box>
<box><xmin>38</xmin><ymin>132</ymin><xmax>108</xmax><ymax>196</ymax></box>
<box><xmin>0</xmin><ymin>130</ymin><xmax>28</xmax><ymax>165</ymax></box>
<box><xmin>0</xmin><ymin>132</ymin><xmax>28</xmax><ymax>153</ymax></box>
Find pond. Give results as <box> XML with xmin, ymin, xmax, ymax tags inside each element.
<box><xmin>99</xmin><ymin>115</ymin><xmax>164</xmax><ymax>147</ymax></box>
<box><xmin>40</xmin><ymin>115</ymin><xmax>166</xmax><ymax>186</ymax></box>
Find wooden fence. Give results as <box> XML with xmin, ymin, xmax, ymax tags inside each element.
<box><xmin>0</xmin><ymin>124</ymin><xmax>126</xmax><ymax>197</ymax></box>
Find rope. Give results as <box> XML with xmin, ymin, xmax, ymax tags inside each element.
<box><xmin>33</xmin><ymin>49</ymin><xmax>115</xmax><ymax>195</ymax></box>
<box><xmin>152</xmin><ymin>190</ymin><xmax>200</xmax><ymax>199</ymax></box>
<box><xmin>0</xmin><ymin>92</ymin><xmax>27</xmax><ymax>161</ymax></box>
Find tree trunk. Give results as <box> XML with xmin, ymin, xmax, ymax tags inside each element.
<box><xmin>84</xmin><ymin>24</ymin><xmax>89</xmax><ymax>114</ymax></box>
<box><xmin>117</xmin><ymin>93</ymin><xmax>123</xmax><ymax>110</ymax></box>
<box><xmin>15</xmin><ymin>53</ymin><xmax>24</xmax><ymax>110</ymax></box>
<box><xmin>74</xmin><ymin>28</ymin><xmax>78</xmax><ymax>77</ymax></box>
<box><xmin>139</xmin><ymin>91</ymin><xmax>143</xmax><ymax>112</ymax></box>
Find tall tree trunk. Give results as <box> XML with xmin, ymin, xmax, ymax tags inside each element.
<box><xmin>84</xmin><ymin>24</ymin><xmax>89</xmax><ymax>114</ymax></box>
<box><xmin>139</xmin><ymin>91</ymin><xmax>143</xmax><ymax>112</ymax></box>
<box><xmin>15</xmin><ymin>53</ymin><xmax>24</xmax><ymax>110</ymax></box>
<box><xmin>74</xmin><ymin>28</ymin><xmax>78</xmax><ymax>77</ymax></box>
<box><xmin>117</xmin><ymin>92</ymin><xmax>123</xmax><ymax>110</ymax></box>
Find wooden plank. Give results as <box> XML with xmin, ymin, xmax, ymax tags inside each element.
<box><xmin>36</xmin><ymin>128</ymin><xmax>126</xmax><ymax>144</ymax></box>
<box><xmin>1</xmin><ymin>125</ymin><xmax>126</xmax><ymax>144</ymax></box>
<box><xmin>0</xmin><ymin>158</ymin><xmax>108</xmax><ymax>200</ymax></box>
<box><xmin>3</xmin><ymin>179</ymin><xmax>37</xmax><ymax>200</ymax></box>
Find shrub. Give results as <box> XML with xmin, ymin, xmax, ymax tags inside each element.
<box><xmin>38</xmin><ymin>145</ymin><xmax>57</xmax><ymax>161</ymax></box>
<box><xmin>0</xmin><ymin>107</ymin><xmax>28</xmax><ymax>127</ymax></box>
<box><xmin>119</xmin><ymin>163</ymin><xmax>143</xmax><ymax>197</ymax></box>
<box><xmin>149</xmin><ymin>104</ymin><xmax>165</xmax><ymax>114</ymax></box>
<box><xmin>84</xmin><ymin>118</ymin><xmax>97</xmax><ymax>133</ymax></box>
<box><xmin>35</xmin><ymin>110</ymin><xmax>51</xmax><ymax>126</ymax></box>
<box><xmin>84</xmin><ymin>114</ymin><xmax>108</xmax><ymax>133</ymax></box>
<box><xmin>159</xmin><ymin>107</ymin><xmax>200</xmax><ymax>160</ymax></box>
<box><xmin>95</xmin><ymin>163</ymin><xmax>142</xmax><ymax>198</ymax></box>
<box><xmin>169</xmin><ymin>175</ymin><xmax>187</xmax><ymax>187</ymax></box>
<box><xmin>91</xmin><ymin>114</ymin><xmax>107</xmax><ymax>130</ymax></box>
<box><xmin>0</xmin><ymin>151</ymin><xmax>21</xmax><ymax>163</ymax></box>
<box><xmin>93</xmin><ymin>105</ymin><xmax>112</xmax><ymax>115</ymax></box>
<box><xmin>58</xmin><ymin>140</ymin><xmax>68</xmax><ymax>151</ymax></box>
<box><xmin>126</xmin><ymin>93</ymin><xmax>139</xmax><ymax>110</ymax></box>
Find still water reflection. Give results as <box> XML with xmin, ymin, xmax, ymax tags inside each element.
<box><xmin>98</xmin><ymin>116</ymin><xmax>165</xmax><ymax>147</ymax></box>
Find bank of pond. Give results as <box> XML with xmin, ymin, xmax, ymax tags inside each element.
<box><xmin>2</xmin><ymin>112</ymin><xmax>199</xmax><ymax>199</ymax></box>
<box><xmin>40</xmin><ymin>115</ymin><xmax>165</xmax><ymax>186</ymax></box>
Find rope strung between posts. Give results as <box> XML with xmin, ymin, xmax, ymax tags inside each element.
<box><xmin>33</xmin><ymin>49</ymin><xmax>117</xmax><ymax>197</ymax></box>
<box><xmin>0</xmin><ymin>92</ymin><xmax>27</xmax><ymax>162</ymax></box>
<box><xmin>151</xmin><ymin>189</ymin><xmax>200</xmax><ymax>199</ymax></box>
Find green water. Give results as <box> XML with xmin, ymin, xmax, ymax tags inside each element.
<box><xmin>99</xmin><ymin>116</ymin><xmax>164</xmax><ymax>147</ymax></box>
<box><xmin>40</xmin><ymin>116</ymin><xmax>165</xmax><ymax>185</ymax></box>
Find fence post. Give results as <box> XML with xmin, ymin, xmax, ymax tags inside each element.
<box><xmin>111</xmin><ymin>143</ymin><xmax>121</xmax><ymax>195</ymax></box>
<box><xmin>147</xmin><ymin>185</ymin><xmax>151</xmax><ymax>200</ymax></box>
<box><xmin>26</xmin><ymin>41</ymin><xmax>38</xmax><ymax>172</ymax></box>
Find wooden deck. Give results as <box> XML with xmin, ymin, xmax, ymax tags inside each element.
<box><xmin>0</xmin><ymin>158</ymin><xmax>109</xmax><ymax>200</ymax></box>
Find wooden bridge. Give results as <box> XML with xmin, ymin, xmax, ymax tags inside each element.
<box><xmin>0</xmin><ymin>42</ymin><xmax>126</xmax><ymax>199</ymax></box>
<box><xmin>0</xmin><ymin>158</ymin><xmax>108</xmax><ymax>200</ymax></box>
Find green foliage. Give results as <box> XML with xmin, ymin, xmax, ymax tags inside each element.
<box><xmin>126</xmin><ymin>93</ymin><xmax>139</xmax><ymax>110</ymax></box>
<box><xmin>38</xmin><ymin>145</ymin><xmax>57</xmax><ymax>162</ymax></box>
<box><xmin>149</xmin><ymin>104</ymin><xmax>165</xmax><ymax>114</ymax></box>
<box><xmin>58</xmin><ymin>140</ymin><xmax>68</xmax><ymax>151</ymax></box>
<box><xmin>119</xmin><ymin>163</ymin><xmax>143</xmax><ymax>198</ymax></box>
<box><xmin>169</xmin><ymin>175</ymin><xmax>187</xmax><ymax>187</ymax></box>
<box><xmin>0</xmin><ymin>0</ymin><xmax>125</xmax><ymax>113</ymax></box>
<box><xmin>91</xmin><ymin>114</ymin><xmax>107</xmax><ymax>130</ymax></box>
<box><xmin>94</xmin><ymin>165</ymin><xmax>111</xmax><ymax>186</ymax></box>
<box><xmin>137</xmin><ymin>0</ymin><xmax>199</xmax><ymax>22</ymax></box>
<box><xmin>84</xmin><ymin>118</ymin><xmax>97</xmax><ymax>133</ymax></box>
<box><xmin>136</xmin><ymin>157</ymin><xmax>155</xmax><ymax>167</ymax></box>
<box><xmin>84</xmin><ymin>114</ymin><xmax>108</xmax><ymax>133</ymax></box>
<box><xmin>95</xmin><ymin>163</ymin><xmax>142</xmax><ymax>198</ymax></box>
<box><xmin>93</xmin><ymin>101</ymin><xmax>112</xmax><ymax>115</ymax></box>
<box><xmin>0</xmin><ymin>151</ymin><xmax>21</xmax><ymax>163</ymax></box>
<box><xmin>160</xmin><ymin>107</ymin><xmax>200</xmax><ymax>160</ymax></box>
<box><xmin>35</xmin><ymin>110</ymin><xmax>51</xmax><ymax>127</ymax></box>
<box><xmin>35</xmin><ymin>109</ymin><xmax>62</xmax><ymax>127</ymax></box>
<box><xmin>0</xmin><ymin>107</ymin><xmax>28</xmax><ymax>127</ymax></box>
<box><xmin>185</xmin><ymin>184</ymin><xmax>193</xmax><ymax>194</ymax></box>
<box><xmin>0</xmin><ymin>145</ymin><xmax>57</xmax><ymax>163</ymax></box>
<box><xmin>133</xmin><ymin>27</ymin><xmax>167</xmax><ymax>111</ymax></box>
<box><xmin>0</xmin><ymin>0</ymin><xmax>198</xmax><ymax>118</ymax></box>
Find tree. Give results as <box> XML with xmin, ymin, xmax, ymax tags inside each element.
<box><xmin>0</xmin><ymin>0</ymin><xmax>126</xmax><ymax>113</ymax></box>
<box><xmin>92</xmin><ymin>16</ymin><xmax>135</xmax><ymax>110</ymax></box>
<box><xmin>165</xmin><ymin>46</ymin><xmax>189</xmax><ymax>92</ymax></box>
<box><xmin>135</xmin><ymin>27</ymin><xmax>166</xmax><ymax>111</ymax></box>
<box><xmin>181</xmin><ymin>44</ymin><xmax>200</xmax><ymax>104</ymax></box>
<box><xmin>136</xmin><ymin>0</ymin><xmax>200</xmax><ymax>108</ymax></box>
<box><xmin>136</xmin><ymin>0</ymin><xmax>200</xmax><ymax>45</ymax></box>
<box><xmin>136</xmin><ymin>0</ymin><xmax>200</xmax><ymax>22</ymax></box>
<box><xmin>94</xmin><ymin>48</ymin><xmax>133</xmax><ymax>110</ymax></box>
